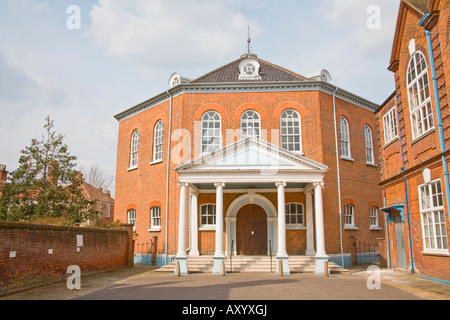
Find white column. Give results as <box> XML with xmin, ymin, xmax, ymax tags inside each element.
<box><xmin>176</xmin><ymin>183</ymin><xmax>189</xmax><ymax>275</ymax></box>
<box><xmin>213</xmin><ymin>182</ymin><xmax>226</xmax><ymax>274</ymax></box>
<box><xmin>276</xmin><ymin>182</ymin><xmax>290</xmax><ymax>274</ymax></box>
<box><xmin>276</xmin><ymin>182</ymin><xmax>288</xmax><ymax>257</ymax></box>
<box><xmin>305</xmin><ymin>190</ymin><xmax>316</xmax><ymax>256</ymax></box>
<box><xmin>189</xmin><ymin>189</ymin><xmax>200</xmax><ymax>257</ymax></box>
<box><xmin>314</xmin><ymin>181</ymin><xmax>329</xmax><ymax>275</ymax></box>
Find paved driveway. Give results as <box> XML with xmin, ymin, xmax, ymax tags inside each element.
<box><xmin>2</xmin><ymin>266</ymin><xmax>449</xmax><ymax>301</ymax></box>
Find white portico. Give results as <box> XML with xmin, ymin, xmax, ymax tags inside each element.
<box><xmin>174</xmin><ymin>138</ymin><xmax>329</xmax><ymax>275</ymax></box>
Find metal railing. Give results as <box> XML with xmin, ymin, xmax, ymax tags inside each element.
<box><xmin>355</xmin><ymin>240</ymin><xmax>380</xmax><ymax>265</ymax></box>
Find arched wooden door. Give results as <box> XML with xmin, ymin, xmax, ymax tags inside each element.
<box><xmin>236</xmin><ymin>204</ymin><xmax>268</xmax><ymax>255</ymax></box>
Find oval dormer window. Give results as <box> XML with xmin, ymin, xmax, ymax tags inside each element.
<box><xmin>239</xmin><ymin>59</ymin><xmax>261</xmax><ymax>81</ymax></box>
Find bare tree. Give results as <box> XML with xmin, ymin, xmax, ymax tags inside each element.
<box><xmin>80</xmin><ymin>164</ymin><xmax>115</xmax><ymax>193</ymax></box>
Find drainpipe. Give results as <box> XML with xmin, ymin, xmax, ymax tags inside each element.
<box><xmin>422</xmin><ymin>24</ymin><xmax>450</xmax><ymax>227</ymax></box>
<box><xmin>394</xmin><ymin>92</ymin><xmax>415</xmax><ymax>275</ymax></box>
<box><xmin>165</xmin><ymin>90</ymin><xmax>174</xmax><ymax>265</ymax></box>
<box><xmin>384</xmin><ymin>193</ymin><xmax>392</xmax><ymax>270</ymax></box>
<box><xmin>332</xmin><ymin>87</ymin><xmax>345</xmax><ymax>267</ymax></box>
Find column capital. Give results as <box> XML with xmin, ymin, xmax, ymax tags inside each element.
<box><xmin>313</xmin><ymin>181</ymin><xmax>324</xmax><ymax>188</ymax></box>
<box><xmin>189</xmin><ymin>188</ymin><xmax>199</xmax><ymax>197</ymax></box>
<box><xmin>276</xmin><ymin>182</ymin><xmax>287</xmax><ymax>188</ymax></box>
<box><xmin>305</xmin><ymin>190</ymin><xmax>314</xmax><ymax>196</ymax></box>
<box><xmin>178</xmin><ymin>182</ymin><xmax>189</xmax><ymax>188</ymax></box>
<box><xmin>214</xmin><ymin>182</ymin><xmax>226</xmax><ymax>189</ymax></box>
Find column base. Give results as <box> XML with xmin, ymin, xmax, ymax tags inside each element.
<box><xmin>189</xmin><ymin>250</ymin><xmax>200</xmax><ymax>258</ymax></box>
<box><xmin>314</xmin><ymin>255</ymin><xmax>330</xmax><ymax>276</ymax></box>
<box><xmin>175</xmin><ymin>256</ymin><xmax>189</xmax><ymax>275</ymax></box>
<box><xmin>276</xmin><ymin>256</ymin><xmax>290</xmax><ymax>275</ymax></box>
<box><xmin>212</xmin><ymin>256</ymin><xmax>226</xmax><ymax>275</ymax></box>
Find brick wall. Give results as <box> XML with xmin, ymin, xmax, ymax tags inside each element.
<box><xmin>0</xmin><ymin>222</ymin><xmax>134</xmax><ymax>296</ymax></box>
<box><xmin>376</xmin><ymin>1</ymin><xmax>450</xmax><ymax>282</ymax></box>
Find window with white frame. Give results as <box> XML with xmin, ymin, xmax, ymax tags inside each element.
<box><xmin>407</xmin><ymin>51</ymin><xmax>434</xmax><ymax>140</ymax></box>
<box><xmin>364</xmin><ymin>125</ymin><xmax>375</xmax><ymax>165</ymax></box>
<box><xmin>344</xmin><ymin>204</ymin><xmax>355</xmax><ymax>227</ymax></box>
<box><xmin>150</xmin><ymin>206</ymin><xmax>161</xmax><ymax>230</ymax></box>
<box><xmin>370</xmin><ymin>207</ymin><xmax>379</xmax><ymax>228</ymax></box>
<box><xmin>419</xmin><ymin>180</ymin><xmax>449</xmax><ymax>252</ymax></box>
<box><xmin>130</xmin><ymin>130</ymin><xmax>139</xmax><ymax>169</ymax></box>
<box><xmin>128</xmin><ymin>209</ymin><xmax>136</xmax><ymax>232</ymax></box>
<box><xmin>241</xmin><ymin>110</ymin><xmax>261</xmax><ymax>139</ymax></box>
<box><xmin>281</xmin><ymin>110</ymin><xmax>302</xmax><ymax>153</ymax></box>
<box><xmin>339</xmin><ymin>117</ymin><xmax>351</xmax><ymax>158</ymax></box>
<box><xmin>153</xmin><ymin>121</ymin><xmax>164</xmax><ymax>162</ymax></box>
<box><xmin>285</xmin><ymin>203</ymin><xmax>304</xmax><ymax>226</ymax></box>
<box><xmin>201</xmin><ymin>111</ymin><xmax>221</xmax><ymax>154</ymax></box>
<box><xmin>383</xmin><ymin>107</ymin><xmax>399</xmax><ymax>144</ymax></box>
<box><xmin>200</xmin><ymin>204</ymin><xmax>216</xmax><ymax>226</ymax></box>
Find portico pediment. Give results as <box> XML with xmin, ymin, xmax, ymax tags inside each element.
<box><xmin>175</xmin><ymin>138</ymin><xmax>328</xmax><ymax>183</ymax></box>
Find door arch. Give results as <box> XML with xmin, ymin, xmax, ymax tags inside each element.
<box><xmin>236</xmin><ymin>204</ymin><xmax>268</xmax><ymax>256</ymax></box>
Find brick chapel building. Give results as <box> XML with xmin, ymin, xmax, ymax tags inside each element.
<box><xmin>114</xmin><ymin>49</ymin><xmax>384</xmax><ymax>274</ymax></box>
<box><xmin>376</xmin><ymin>0</ymin><xmax>450</xmax><ymax>283</ymax></box>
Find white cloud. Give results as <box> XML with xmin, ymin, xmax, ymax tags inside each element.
<box><xmin>319</xmin><ymin>0</ymin><xmax>398</xmax><ymax>56</ymax></box>
<box><xmin>87</xmin><ymin>0</ymin><xmax>261</xmax><ymax>75</ymax></box>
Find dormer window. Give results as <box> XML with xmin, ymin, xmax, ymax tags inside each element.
<box><xmin>239</xmin><ymin>59</ymin><xmax>261</xmax><ymax>81</ymax></box>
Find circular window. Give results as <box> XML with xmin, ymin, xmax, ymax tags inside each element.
<box><xmin>243</xmin><ymin>63</ymin><xmax>257</xmax><ymax>76</ymax></box>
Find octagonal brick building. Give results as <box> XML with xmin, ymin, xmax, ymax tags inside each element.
<box><xmin>114</xmin><ymin>53</ymin><xmax>383</xmax><ymax>274</ymax></box>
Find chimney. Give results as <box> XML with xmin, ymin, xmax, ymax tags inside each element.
<box><xmin>0</xmin><ymin>164</ymin><xmax>8</xmax><ymax>182</ymax></box>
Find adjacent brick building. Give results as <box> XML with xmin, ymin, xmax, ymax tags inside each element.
<box><xmin>376</xmin><ymin>0</ymin><xmax>450</xmax><ymax>282</ymax></box>
<box><xmin>114</xmin><ymin>52</ymin><xmax>384</xmax><ymax>274</ymax></box>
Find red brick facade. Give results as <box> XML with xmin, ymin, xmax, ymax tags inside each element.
<box><xmin>376</xmin><ymin>0</ymin><xmax>450</xmax><ymax>282</ymax></box>
<box><xmin>114</xmin><ymin>55</ymin><xmax>384</xmax><ymax>266</ymax></box>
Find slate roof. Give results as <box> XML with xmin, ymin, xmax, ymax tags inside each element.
<box><xmin>190</xmin><ymin>54</ymin><xmax>312</xmax><ymax>84</ymax></box>
<box><xmin>402</xmin><ymin>0</ymin><xmax>429</xmax><ymax>14</ymax></box>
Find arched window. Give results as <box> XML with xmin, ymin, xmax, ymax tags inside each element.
<box><xmin>241</xmin><ymin>110</ymin><xmax>261</xmax><ymax>139</ymax></box>
<box><xmin>344</xmin><ymin>204</ymin><xmax>355</xmax><ymax>228</ymax></box>
<box><xmin>369</xmin><ymin>207</ymin><xmax>379</xmax><ymax>229</ymax></box>
<box><xmin>153</xmin><ymin>121</ymin><xmax>164</xmax><ymax>162</ymax></box>
<box><xmin>339</xmin><ymin>117</ymin><xmax>351</xmax><ymax>158</ymax></box>
<box><xmin>407</xmin><ymin>51</ymin><xmax>434</xmax><ymax>139</ymax></box>
<box><xmin>130</xmin><ymin>130</ymin><xmax>139</xmax><ymax>169</ymax></box>
<box><xmin>281</xmin><ymin>110</ymin><xmax>302</xmax><ymax>153</ymax></box>
<box><xmin>127</xmin><ymin>209</ymin><xmax>136</xmax><ymax>232</ymax></box>
<box><xmin>150</xmin><ymin>206</ymin><xmax>161</xmax><ymax>230</ymax></box>
<box><xmin>201</xmin><ymin>111</ymin><xmax>221</xmax><ymax>154</ymax></box>
<box><xmin>285</xmin><ymin>203</ymin><xmax>304</xmax><ymax>226</ymax></box>
<box><xmin>364</xmin><ymin>125</ymin><xmax>374</xmax><ymax>165</ymax></box>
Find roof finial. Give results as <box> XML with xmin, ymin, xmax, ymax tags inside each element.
<box><xmin>247</xmin><ymin>26</ymin><xmax>251</xmax><ymax>54</ymax></box>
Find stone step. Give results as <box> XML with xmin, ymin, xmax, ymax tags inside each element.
<box><xmin>155</xmin><ymin>256</ymin><xmax>349</xmax><ymax>274</ymax></box>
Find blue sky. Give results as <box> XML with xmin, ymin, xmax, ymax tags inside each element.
<box><xmin>0</xmin><ymin>0</ymin><xmax>400</xmax><ymax>194</ymax></box>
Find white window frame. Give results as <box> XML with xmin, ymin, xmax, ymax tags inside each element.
<box><xmin>407</xmin><ymin>51</ymin><xmax>434</xmax><ymax>140</ymax></box>
<box><xmin>201</xmin><ymin>111</ymin><xmax>222</xmax><ymax>155</ymax></box>
<box><xmin>285</xmin><ymin>203</ymin><xmax>305</xmax><ymax>229</ymax></box>
<box><xmin>364</xmin><ymin>125</ymin><xmax>375</xmax><ymax>165</ymax></box>
<box><xmin>152</xmin><ymin>121</ymin><xmax>164</xmax><ymax>163</ymax></box>
<box><xmin>200</xmin><ymin>204</ymin><xmax>216</xmax><ymax>230</ymax></box>
<box><xmin>129</xmin><ymin>130</ymin><xmax>139</xmax><ymax>170</ymax></box>
<box><xmin>149</xmin><ymin>206</ymin><xmax>161</xmax><ymax>231</ymax></box>
<box><xmin>241</xmin><ymin>110</ymin><xmax>261</xmax><ymax>139</ymax></box>
<box><xmin>369</xmin><ymin>207</ymin><xmax>381</xmax><ymax>230</ymax></box>
<box><xmin>339</xmin><ymin>117</ymin><xmax>352</xmax><ymax>159</ymax></box>
<box><xmin>280</xmin><ymin>109</ymin><xmax>302</xmax><ymax>153</ymax></box>
<box><xmin>419</xmin><ymin>179</ymin><xmax>449</xmax><ymax>254</ymax></box>
<box><xmin>344</xmin><ymin>204</ymin><xmax>357</xmax><ymax>229</ymax></box>
<box><xmin>383</xmin><ymin>106</ymin><xmax>399</xmax><ymax>145</ymax></box>
<box><xmin>128</xmin><ymin>209</ymin><xmax>136</xmax><ymax>232</ymax></box>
